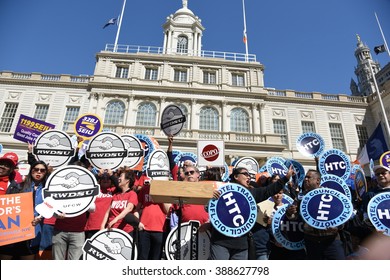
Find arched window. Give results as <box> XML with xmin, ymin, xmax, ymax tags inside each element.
<box><xmin>175</xmin><ymin>104</ymin><xmax>188</xmax><ymax>129</ymax></box>
<box><xmin>177</xmin><ymin>35</ymin><xmax>188</xmax><ymax>54</ymax></box>
<box><xmin>104</xmin><ymin>101</ymin><xmax>125</xmax><ymax>125</ymax></box>
<box><xmin>136</xmin><ymin>102</ymin><xmax>157</xmax><ymax>127</ymax></box>
<box><xmin>230</xmin><ymin>108</ymin><xmax>249</xmax><ymax>132</ymax></box>
<box><xmin>199</xmin><ymin>106</ymin><xmax>219</xmax><ymax>131</ymax></box>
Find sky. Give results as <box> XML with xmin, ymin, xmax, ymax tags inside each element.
<box><xmin>0</xmin><ymin>0</ymin><xmax>389</xmax><ymax>95</ymax></box>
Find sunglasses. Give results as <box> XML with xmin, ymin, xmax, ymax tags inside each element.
<box><xmin>238</xmin><ymin>172</ymin><xmax>250</xmax><ymax>177</ymax></box>
<box><xmin>184</xmin><ymin>170</ymin><xmax>196</xmax><ymax>176</ymax></box>
<box><xmin>33</xmin><ymin>167</ymin><xmax>46</xmax><ymax>173</ymax></box>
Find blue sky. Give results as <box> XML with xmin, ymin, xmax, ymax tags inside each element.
<box><xmin>0</xmin><ymin>0</ymin><xmax>389</xmax><ymax>95</ymax></box>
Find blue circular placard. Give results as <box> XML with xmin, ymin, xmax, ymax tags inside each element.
<box><xmin>318</xmin><ymin>149</ymin><xmax>351</xmax><ymax>181</ymax></box>
<box><xmin>74</xmin><ymin>113</ymin><xmax>102</xmax><ymax>139</ymax></box>
<box><xmin>208</xmin><ymin>183</ymin><xmax>257</xmax><ymax>237</ymax></box>
<box><xmin>367</xmin><ymin>192</ymin><xmax>390</xmax><ymax>236</ymax></box>
<box><xmin>300</xmin><ymin>188</ymin><xmax>353</xmax><ymax>229</ymax></box>
<box><xmin>296</xmin><ymin>132</ymin><xmax>325</xmax><ymax>158</ymax></box>
<box><xmin>266</xmin><ymin>157</ymin><xmax>288</xmax><ymax>178</ymax></box>
<box><xmin>320</xmin><ymin>174</ymin><xmax>352</xmax><ymax>201</ymax></box>
<box><xmin>272</xmin><ymin>204</ymin><xmax>305</xmax><ymax>250</ymax></box>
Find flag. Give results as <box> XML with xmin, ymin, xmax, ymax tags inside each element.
<box><xmin>356</xmin><ymin>122</ymin><xmax>389</xmax><ymax>165</ymax></box>
<box><xmin>243</xmin><ymin>30</ymin><xmax>247</xmax><ymax>44</ymax></box>
<box><xmin>374</xmin><ymin>44</ymin><xmax>386</xmax><ymax>55</ymax></box>
<box><xmin>103</xmin><ymin>17</ymin><xmax>118</xmax><ymax>29</ymax></box>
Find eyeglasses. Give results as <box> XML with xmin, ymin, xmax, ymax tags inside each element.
<box><xmin>238</xmin><ymin>172</ymin><xmax>250</xmax><ymax>177</ymax></box>
<box><xmin>0</xmin><ymin>164</ymin><xmax>11</xmax><ymax>170</ymax></box>
<box><xmin>375</xmin><ymin>171</ymin><xmax>389</xmax><ymax>176</ymax></box>
<box><xmin>33</xmin><ymin>168</ymin><xmax>46</xmax><ymax>173</ymax></box>
<box><xmin>184</xmin><ymin>170</ymin><xmax>196</xmax><ymax>176</ymax></box>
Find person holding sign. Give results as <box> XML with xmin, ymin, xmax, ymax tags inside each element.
<box><xmin>286</xmin><ymin>169</ymin><xmax>347</xmax><ymax>259</ymax></box>
<box><xmin>362</xmin><ymin>165</ymin><xmax>390</xmax><ymax>234</ymax></box>
<box><xmin>210</xmin><ymin>165</ymin><xmax>294</xmax><ymax>260</ymax></box>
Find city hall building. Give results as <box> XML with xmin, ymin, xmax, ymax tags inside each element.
<box><xmin>0</xmin><ymin>2</ymin><xmax>389</xmax><ymax>171</ymax></box>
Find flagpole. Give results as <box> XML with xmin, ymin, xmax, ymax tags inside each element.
<box><xmin>366</xmin><ymin>57</ymin><xmax>390</xmax><ymax>139</ymax></box>
<box><xmin>375</xmin><ymin>12</ymin><xmax>390</xmax><ymax>57</ymax></box>
<box><xmin>114</xmin><ymin>0</ymin><xmax>127</xmax><ymax>52</ymax></box>
<box><xmin>242</xmin><ymin>0</ymin><xmax>249</xmax><ymax>62</ymax></box>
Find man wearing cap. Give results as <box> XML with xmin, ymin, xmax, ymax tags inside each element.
<box><xmin>362</xmin><ymin>165</ymin><xmax>390</xmax><ymax>224</ymax></box>
<box><xmin>0</xmin><ymin>152</ymin><xmax>21</xmax><ymax>195</ymax></box>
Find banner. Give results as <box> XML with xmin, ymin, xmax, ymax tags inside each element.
<box><xmin>13</xmin><ymin>114</ymin><xmax>55</xmax><ymax>143</ymax></box>
<box><xmin>357</xmin><ymin>122</ymin><xmax>389</xmax><ymax>165</ymax></box>
<box><xmin>0</xmin><ymin>193</ymin><xmax>35</xmax><ymax>246</ymax></box>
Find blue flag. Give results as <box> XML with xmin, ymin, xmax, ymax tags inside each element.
<box><xmin>357</xmin><ymin>122</ymin><xmax>389</xmax><ymax>165</ymax></box>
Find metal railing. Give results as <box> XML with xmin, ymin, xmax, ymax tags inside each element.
<box><xmin>104</xmin><ymin>44</ymin><xmax>257</xmax><ymax>62</ymax></box>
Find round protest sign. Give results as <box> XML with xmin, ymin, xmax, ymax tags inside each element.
<box><xmin>33</xmin><ymin>129</ymin><xmax>75</xmax><ymax>168</ymax></box>
<box><xmin>300</xmin><ymin>188</ymin><xmax>353</xmax><ymax>229</ymax></box>
<box><xmin>134</xmin><ymin>134</ymin><xmax>160</xmax><ymax>171</ymax></box>
<box><xmin>269</xmin><ymin>194</ymin><xmax>294</xmax><ymax>205</ymax></box>
<box><xmin>83</xmin><ymin>228</ymin><xmax>137</xmax><ymax>260</ymax></box>
<box><xmin>164</xmin><ymin>221</ymin><xmax>211</xmax><ymax>260</ymax></box>
<box><xmin>42</xmin><ymin>165</ymin><xmax>99</xmax><ymax>217</ymax></box>
<box><xmin>296</xmin><ymin>132</ymin><xmax>325</xmax><ymax>158</ymax></box>
<box><xmin>266</xmin><ymin>157</ymin><xmax>288</xmax><ymax>178</ymax></box>
<box><xmin>367</xmin><ymin>192</ymin><xmax>390</xmax><ymax>236</ymax></box>
<box><xmin>380</xmin><ymin>151</ymin><xmax>390</xmax><ymax>169</ymax></box>
<box><xmin>160</xmin><ymin>105</ymin><xmax>186</xmax><ymax>136</ymax></box>
<box><xmin>208</xmin><ymin>183</ymin><xmax>257</xmax><ymax>237</ymax></box>
<box><xmin>234</xmin><ymin>157</ymin><xmax>259</xmax><ymax>179</ymax></box>
<box><xmin>320</xmin><ymin>174</ymin><xmax>352</xmax><ymax>201</ymax></box>
<box><xmin>174</xmin><ymin>151</ymin><xmax>197</xmax><ymax>166</ymax></box>
<box><xmin>74</xmin><ymin>113</ymin><xmax>102</xmax><ymax>139</ymax></box>
<box><xmin>272</xmin><ymin>204</ymin><xmax>305</xmax><ymax>250</ymax></box>
<box><xmin>146</xmin><ymin>149</ymin><xmax>170</xmax><ymax>180</ymax></box>
<box><xmin>286</xmin><ymin>159</ymin><xmax>305</xmax><ymax>189</ymax></box>
<box><xmin>85</xmin><ymin>132</ymin><xmax>127</xmax><ymax>170</ymax></box>
<box><xmin>354</xmin><ymin>168</ymin><xmax>367</xmax><ymax>200</ymax></box>
<box><xmin>121</xmin><ymin>134</ymin><xmax>144</xmax><ymax>168</ymax></box>
<box><xmin>318</xmin><ymin>149</ymin><xmax>351</xmax><ymax>181</ymax></box>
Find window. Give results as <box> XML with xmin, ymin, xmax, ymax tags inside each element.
<box><xmin>174</xmin><ymin>69</ymin><xmax>187</xmax><ymax>82</ymax></box>
<box><xmin>144</xmin><ymin>67</ymin><xmax>158</xmax><ymax>80</ymax></box>
<box><xmin>115</xmin><ymin>66</ymin><xmax>128</xmax><ymax>78</ymax></box>
<box><xmin>230</xmin><ymin>108</ymin><xmax>249</xmax><ymax>133</ymax></box>
<box><xmin>203</xmin><ymin>71</ymin><xmax>216</xmax><ymax>84</ymax></box>
<box><xmin>33</xmin><ymin>105</ymin><xmax>49</xmax><ymax>121</ymax></box>
<box><xmin>329</xmin><ymin>123</ymin><xmax>346</xmax><ymax>151</ymax></box>
<box><xmin>104</xmin><ymin>101</ymin><xmax>125</xmax><ymax>125</ymax></box>
<box><xmin>136</xmin><ymin>102</ymin><xmax>157</xmax><ymax>127</ymax></box>
<box><xmin>356</xmin><ymin>125</ymin><xmax>369</xmax><ymax>149</ymax></box>
<box><xmin>0</xmin><ymin>103</ymin><xmax>18</xmax><ymax>132</ymax></box>
<box><xmin>177</xmin><ymin>35</ymin><xmax>188</xmax><ymax>54</ymax></box>
<box><xmin>273</xmin><ymin>119</ymin><xmax>288</xmax><ymax>145</ymax></box>
<box><xmin>62</xmin><ymin>107</ymin><xmax>80</xmax><ymax>132</ymax></box>
<box><xmin>301</xmin><ymin>121</ymin><xmax>316</xmax><ymax>133</ymax></box>
<box><xmin>232</xmin><ymin>73</ymin><xmax>245</xmax><ymax>86</ymax></box>
<box><xmin>199</xmin><ymin>106</ymin><xmax>219</xmax><ymax>131</ymax></box>
<box><xmin>175</xmin><ymin>104</ymin><xmax>188</xmax><ymax>129</ymax></box>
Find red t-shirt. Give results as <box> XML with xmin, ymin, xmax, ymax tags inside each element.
<box><xmin>54</xmin><ymin>213</ymin><xmax>88</xmax><ymax>232</ymax></box>
<box><xmin>174</xmin><ymin>204</ymin><xmax>209</xmax><ymax>225</ymax></box>
<box><xmin>84</xmin><ymin>192</ymin><xmax>113</xmax><ymax>231</ymax></box>
<box><xmin>108</xmin><ymin>190</ymin><xmax>138</xmax><ymax>233</ymax></box>
<box><xmin>138</xmin><ymin>185</ymin><xmax>168</xmax><ymax>232</ymax></box>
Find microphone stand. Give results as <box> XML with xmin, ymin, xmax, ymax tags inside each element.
<box><xmin>173</xmin><ymin>198</ymin><xmax>183</xmax><ymax>260</ymax></box>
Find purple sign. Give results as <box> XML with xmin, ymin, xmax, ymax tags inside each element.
<box><xmin>74</xmin><ymin>114</ymin><xmax>102</xmax><ymax>139</ymax></box>
<box><xmin>380</xmin><ymin>151</ymin><xmax>390</xmax><ymax>169</ymax></box>
<box><xmin>13</xmin><ymin>114</ymin><xmax>55</xmax><ymax>143</ymax></box>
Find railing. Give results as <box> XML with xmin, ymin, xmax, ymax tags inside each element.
<box><xmin>104</xmin><ymin>44</ymin><xmax>257</xmax><ymax>62</ymax></box>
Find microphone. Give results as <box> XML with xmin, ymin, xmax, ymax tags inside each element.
<box><xmin>124</xmin><ymin>213</ymin><xmax>139</xmax><ymax>227</ymax></box>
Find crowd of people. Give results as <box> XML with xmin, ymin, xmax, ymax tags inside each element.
<box><xmin>0</xmin><ymin>135</ymin><xmax>389</xmax><ymax>260</ymax></box>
